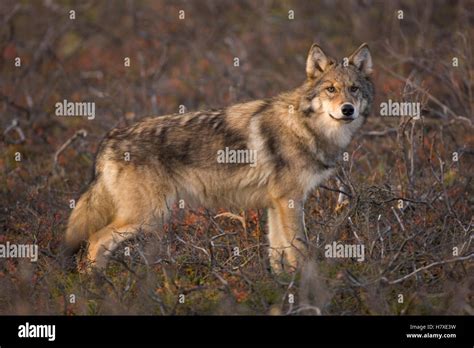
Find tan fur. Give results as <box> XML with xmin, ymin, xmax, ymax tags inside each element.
<box><xmin>64</xmin><ymin>43</ymin><xmax>374</xmax><ymax>273</ymax></box>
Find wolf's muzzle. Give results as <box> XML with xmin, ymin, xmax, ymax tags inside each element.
<box><xmin>329</xmin><ymin>103</ymin><xmax>356</xmax><ymax>122</ymax></box>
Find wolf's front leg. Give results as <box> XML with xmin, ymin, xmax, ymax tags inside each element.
<box><xmin>267</xmin><ymin>198</ymin><xmax>307</xmax><ymax>273</ymax></box>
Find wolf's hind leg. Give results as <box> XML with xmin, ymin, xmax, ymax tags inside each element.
<box><xmin>86</xmin><ymin>207</ymin><xmax>170</xmax><ymax>270</ymax></box>
<box><xmin>86</xmin><ymin>221</ymin><xmax>147</xmax><ymax>270</ymax></box>
<box><xmin>85</xmin><ymin>163</ymin><xmax>174</xmax><ymax>271</ymax></box>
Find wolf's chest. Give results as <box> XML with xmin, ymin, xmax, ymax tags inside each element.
<box><xmin>298</xmin><ymin>167</ymin><xmax>335</xmax><ymax>197</ymax></box>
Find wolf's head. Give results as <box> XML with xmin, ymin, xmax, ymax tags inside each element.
<box><xmin>299</xmin><ymin>43</ymin><xmax>374</xmax><ymax>147</ymax></box>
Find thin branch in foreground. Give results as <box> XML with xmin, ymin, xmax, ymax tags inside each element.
<box><xmin>3</xmin><ymin>118</ymin><xmax>25</xmax><ymax>144</ymax></box>
<box><xmin>319</xmin><ymin>184</ymin><xmax>352</xmax><ymax>198</ymax></box>
<box><xmin>391</xmin><ymin>207</ymin><xmax>406</xmax><ymax>232</ymax></box>
<box><xmin>53</xmin><ymin>129</ymin><xmax>88</xmax><ymax>175</ymax></box>
<box><xmin>361</xmin><ymin>128</ymin><xmax>397</xmax><ymax>137</ymax></box>
<box><xmin>382</xmin><ymin>254</ymin><xmax>474</xmax><ymax>285</ymax></box>
<box><xmin>379</xmin><ymin>64</ymin><xmax>458</xmax><ymax>118</ymax></box>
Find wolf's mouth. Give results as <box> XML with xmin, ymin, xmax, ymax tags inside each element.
<box><xmin>329</xmin><ymin>113</ymin><xmax>354</xmax><ymax>123</ymax></box>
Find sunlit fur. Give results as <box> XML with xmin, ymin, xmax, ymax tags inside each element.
<box><xmin>64</xmin><ymin>43</ymin><xmax>374</xmax><ymax>273</ymax></box>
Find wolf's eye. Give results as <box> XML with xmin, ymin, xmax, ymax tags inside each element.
<box><xmin>350</xmin><ymin>86</ymin><xmax>359</xmax><ymax>92</ymax></box>
<box><xmin>326</xmin><ymin>86</ymin><xmax>336</xmax><ymax>93</ymax></box>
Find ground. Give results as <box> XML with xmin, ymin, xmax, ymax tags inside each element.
<box><xmin>0</xmin><ymin>0</ymin><xmax>472</xmax><ymax>315</ymax></box>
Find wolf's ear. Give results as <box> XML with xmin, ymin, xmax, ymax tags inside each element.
<box><xmin>306</xmin><ymin>44</ymin><xmax>331</xmax><ymax>79</ymax></box>
<box><xmin>348</xmin><ymin>43</ymin><xmax>373</xmax><ymax>75</ymax></box>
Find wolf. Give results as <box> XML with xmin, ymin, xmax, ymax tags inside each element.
<box><xmin>64</xmin><ymin>43</ymin><xmax>374</xmax><ymax>273</ymax></box>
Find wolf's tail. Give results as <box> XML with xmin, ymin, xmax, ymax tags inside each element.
<box><xmin>63</xmin><ymin>179</ymin><xmax>114</xmax><ymax>257</ymax></box>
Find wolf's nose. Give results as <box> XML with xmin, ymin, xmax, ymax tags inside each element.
<box><xmin>341</xmin><ymin>104</ymin><xmax>354</xmax><ymax>117</ymax></box>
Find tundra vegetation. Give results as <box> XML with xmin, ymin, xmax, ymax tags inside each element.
<box><xmin>0</xmin><ymin>0</ymin><xmax>472</xmax><ymax>315</ymax></box>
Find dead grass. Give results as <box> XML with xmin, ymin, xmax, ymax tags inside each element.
<box><xmin>0</xmin><ymin>0</ymin><xmax>472</xmax><ymax>315</ymax></box>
